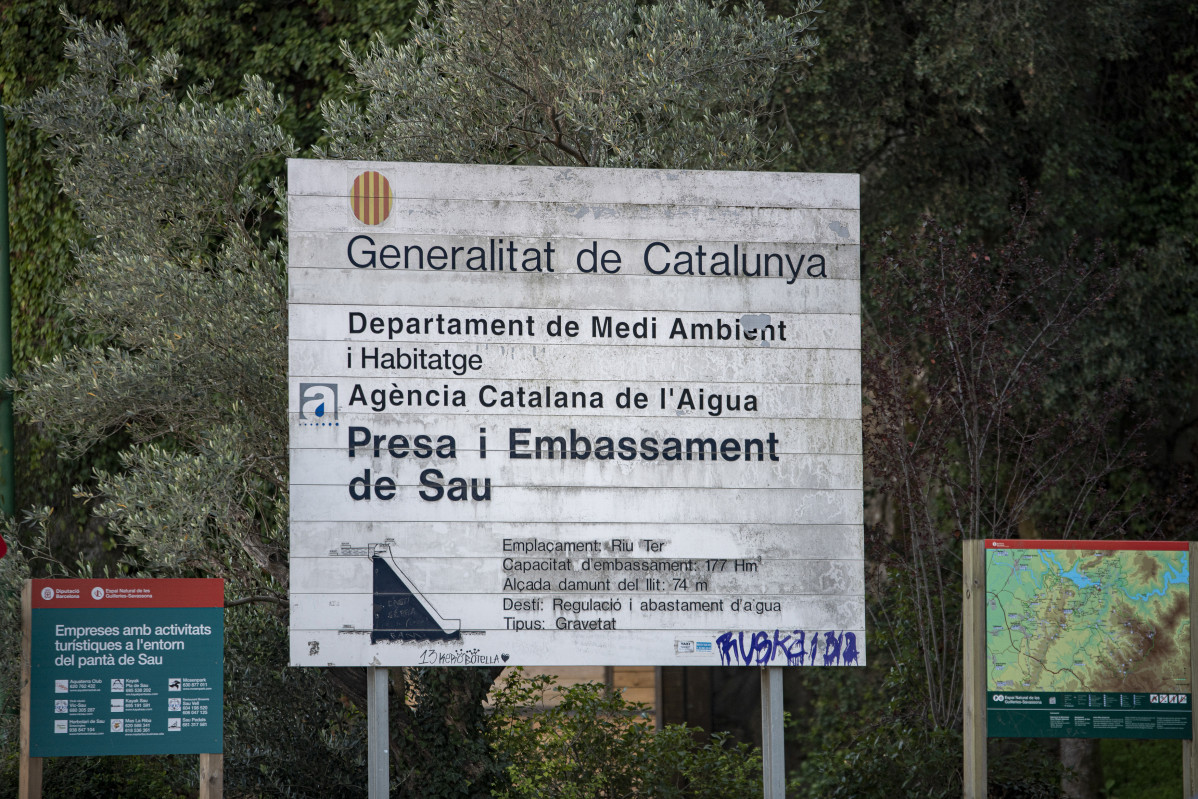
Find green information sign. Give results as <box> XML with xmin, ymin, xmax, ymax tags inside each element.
<box><xmin>29</xmin><ymin>579</ymin><xmax>223</xmax><ymax>757</ymax></box>
<box><xmin>985</xmin><ymin>540</ymin><xmax>1191</xmax><ymax>739</ymax></box>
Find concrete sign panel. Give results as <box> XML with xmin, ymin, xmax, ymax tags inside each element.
<box><xmin>29</xmin><ymin>579</ymin><xmax>223</xmax><ymax>756</ymax></box>
<box><xmin>287</xmin><ymin>160</ymin><xmax>863</xmax><ymax>667</ymax></box>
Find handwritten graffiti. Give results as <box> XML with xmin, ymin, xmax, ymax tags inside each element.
<box><xmin>715</xmin><ymin>630</ymin><xmax>861</xmax><ymax>666</ymax></box>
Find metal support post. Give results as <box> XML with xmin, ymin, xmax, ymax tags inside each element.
<box><xmin>368</xmin><ymin>667</ymin><xmax>389</xmax><ymax>799</ymax></box>
<box><xmin>761</xmin><ymin>666</ymin><xmax>785</xmax><ymax>798</ymax></box>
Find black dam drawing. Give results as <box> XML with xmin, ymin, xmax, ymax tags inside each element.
<box><xmin>371</xmin><ymin>545</ymin><xmax>462</xmax><ymax>643</ymax></box>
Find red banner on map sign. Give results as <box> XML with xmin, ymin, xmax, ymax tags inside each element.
<box><xmin>986</xmin><ymin>539</ymin><xmax>1189</xmax><ymax>552</ymax></box>
<box><xmin>31</xmin><ymin>578</ymin><xmax>223</xmax><ymax>609</ymax></box>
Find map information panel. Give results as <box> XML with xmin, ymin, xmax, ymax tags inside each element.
<box><xmin>986</xmin><ymin>540</ymin><xmax>1191</xmax><ymax>739</ymax></box>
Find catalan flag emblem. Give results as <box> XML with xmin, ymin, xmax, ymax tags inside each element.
<box><xmin>350</xmin><ymin>170</ymin><xmax>393</xmax><ymax>225</ymax></box>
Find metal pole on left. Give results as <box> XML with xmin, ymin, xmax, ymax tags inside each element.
<box><xmin>368</xmin><ymin>667</ymin><xmax>389</xmax><ymax>799</ymax></box>
<box><xmin>761</xmin><ymin>666</ymin><xmax>785</xmax><ymax>798</ymax></box>
<box><xmin>0</xmin><ymin>92</ymin><xmax>14</xmax><ymax>519</ymax></box>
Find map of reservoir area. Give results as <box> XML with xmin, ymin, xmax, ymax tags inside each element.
<box><xmin>987</xmin><ymin>542</ymin><xmax>1190</xmax><ymax>694</ymax></box>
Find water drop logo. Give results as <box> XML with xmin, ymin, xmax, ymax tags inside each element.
<box><xmin>299</xmin><ymin>383</ymin><xmax>339</xmax><ymax>427</ymax></box>
<box><xmin>351</xmin><ymin>171</ymin><xmax>393</xmax><ymax>226</ymax></box>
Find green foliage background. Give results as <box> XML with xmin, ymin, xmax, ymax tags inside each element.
<box><xmin>489</xmin><ymin>669</ymin><xmax>763</xmax><ymax>799</ymax></box>
<box><xmin>773</xmin><ymin>0</ymin><xmax>1198</xmax><ymax>432</ymax></box>
<box><xmin>2</xmin><ymin>0</ymin><xmax>1196</xmax><ymax>796</ymax></box>
<box><xmin>0</xmin><ymin>0</ymin><xmax>420</xmax><ymax>562</ymax></box>
<box><xmin>0</xmin><ymin>2</ymin><xmax>416</xmax><ymax>795</ymax></box>
<box><xmin>767</xmin><ymin>0</ymin><xmax>1198</xmax><ymax>793</ymax></box>
<box><xmin>2</xmin><ymin>2</ymin><xmax>815</xmax><ymax>796</ymax></box>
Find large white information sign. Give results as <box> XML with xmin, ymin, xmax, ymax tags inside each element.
<box><xmin>287</xmin><ymin>160</ymin><xmax>863</xmax><ymax>667</ymax></box>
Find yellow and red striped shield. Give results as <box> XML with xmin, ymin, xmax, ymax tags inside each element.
<box><xmin>350</xmin><ymin>171</ymin><xmax>393</xmax><ymax>225</ymax></box>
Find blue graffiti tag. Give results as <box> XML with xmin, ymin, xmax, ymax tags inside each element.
<box><xmin>715</xmin><ymin>630</ymin><xmax>861</xmax><ymax>666</ymax></box>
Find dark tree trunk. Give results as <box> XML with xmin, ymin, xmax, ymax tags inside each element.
<box><xmin>1060</xmin><ymin>738</ymin><xmax>1102</xmax><ymax>799</ymax></box>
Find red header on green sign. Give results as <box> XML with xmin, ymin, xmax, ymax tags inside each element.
<box><xmin>31</xmin><ymin>578</ymin><xmax>223</xmax><ymax>609</ymax></box>
<box><xmin>985</xmin><ymin>539</ymin><xmax>1189</xmax><ymax>552</ymax></box>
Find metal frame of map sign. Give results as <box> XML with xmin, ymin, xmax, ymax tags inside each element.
<box><xmin>985</xmin><ymin>539</ymin><xmax>1191</xmax><ymax>739</ymax></box>
<box><xmin>287</xmin><ymin>160</ymin><xmax>864</xmax><ymax>668</ymax></box>
<box><xmin>27</xmin><ymin>579</ymin><xmax>223</xmax><ymax>756</ymax></box>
